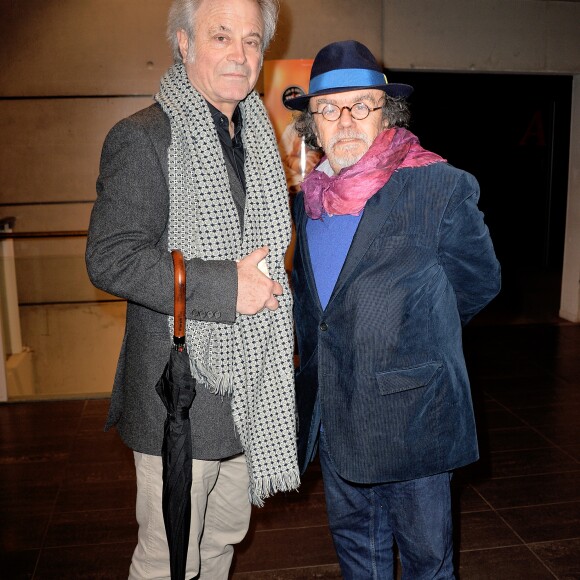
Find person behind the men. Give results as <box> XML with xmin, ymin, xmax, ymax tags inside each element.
<box><xmin>85</xmin><ymin>1</ymin><xmax>299</xmax><ymax>578</ymax></box>
<box><xmin>286</xmin><ymin>40</ymin><xmax>501</xmax><ymax>579</ymax></box>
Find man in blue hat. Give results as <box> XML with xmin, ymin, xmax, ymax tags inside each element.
<box><xmin>286</xmin><ymin>40</ymin><xmax>501</xmax><ymax>579</ymax></box>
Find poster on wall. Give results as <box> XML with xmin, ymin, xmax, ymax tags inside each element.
<box><xmin>263</xmin><ymin>59</ymin><xmax>321</xmax><ymax>195</ymax></box>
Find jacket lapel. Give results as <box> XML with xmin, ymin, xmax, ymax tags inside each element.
<box><xmin>295</xmin><ymin>194</ymin><xmax>325</xmax><ymax>313</ymax></box>
<box><xmin>327</xmin><ymin>170</ymin><xmax>409</xmax><ymax>306</ymax></box>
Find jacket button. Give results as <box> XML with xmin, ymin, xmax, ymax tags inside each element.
<box><xmin>319</xmin><ymin>322</ymin><xmax>328</xmax><ymax>331</ymax></box>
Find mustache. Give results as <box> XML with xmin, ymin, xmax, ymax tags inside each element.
<box><xmin>328</xmin><ymin>130</ymin><xmax>371</xmax><ymax>150</ymax></box>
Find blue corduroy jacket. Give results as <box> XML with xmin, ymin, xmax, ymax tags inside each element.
<box><xmin>292</xmin><ymin>162</ymin><xmax>501</xmax><ymax>482</ymax></box>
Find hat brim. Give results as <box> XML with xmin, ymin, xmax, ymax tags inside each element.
<box><xmin>285</xmin><ymin>83</ymin><xmax>414</xmax><ymax>111</ymax></box>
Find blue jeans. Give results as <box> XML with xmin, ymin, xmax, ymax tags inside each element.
<box><xmin>319</xmin><ymin>430</ymin><xmax>455</xmax><ymax>579</ymax></box>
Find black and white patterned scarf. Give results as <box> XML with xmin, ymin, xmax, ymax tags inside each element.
<box><xmin>156</xmin><ymin>63</ymin><xmax>299</xmax><ymax>505</ymax></box>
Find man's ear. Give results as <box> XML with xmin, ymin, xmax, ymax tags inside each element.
<box><xmin>177</xmin><ymin>29</ymin><xmax>189</xmax><ymax>62</ymax></box>
<box><xmin>312</xmin><ymin>121</ymin><xmax>321</xmax><ymax>148</ymax></box>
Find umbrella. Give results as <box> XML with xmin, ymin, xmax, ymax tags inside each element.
<box><xmin>155</xmin><ymin>249</ymin><xmax>196</xmax><ymax>580</ymax></box>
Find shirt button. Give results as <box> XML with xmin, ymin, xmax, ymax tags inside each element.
<box><xmin>319</xmin><ymin>322</ymin><xmax>328</xmax><ymax>331</ymax></box>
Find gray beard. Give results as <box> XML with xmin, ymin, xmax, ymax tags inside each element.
<box><xmin>326</xmin><ymin>131</ymin><xmax>372</xmax><ymax>172</ymax></box>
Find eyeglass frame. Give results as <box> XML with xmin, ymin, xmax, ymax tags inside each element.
<box><xmin>310</xmin><ymin>100</ymin><xmax>384</xmax><ymax>122</ymax></box>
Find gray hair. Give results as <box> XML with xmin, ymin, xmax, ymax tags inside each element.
<box><xmin>293</xmin><ymin>96</ymin><xmax>412</xmax><ymax>151</ymax></box>
<box><xmin>167</xmin><ymin>0</ymin><xmax>279</xmax><ymax>62</ymax></box>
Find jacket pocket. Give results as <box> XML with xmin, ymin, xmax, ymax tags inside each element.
<box><xmin>376</xmin><ymin>361</ymin><xmax>442</xmax><ymax>395</ymax></box>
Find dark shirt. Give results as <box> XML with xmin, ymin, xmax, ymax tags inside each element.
<box><xmin>207</xmin><ymin>101</ymin><xmax>246</xmax><ymax>191</ymax></box>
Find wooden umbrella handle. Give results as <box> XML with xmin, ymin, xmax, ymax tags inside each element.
<box><xmin>171</xmin><ymin>249</ymin><xmax>186</xmax><ymax>345</ymax></box>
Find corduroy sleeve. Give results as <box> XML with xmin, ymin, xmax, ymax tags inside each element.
<box><xmin>438</xmin><ymin>171</ymin><xmax>501</xmax><ymax>325</ymax></box>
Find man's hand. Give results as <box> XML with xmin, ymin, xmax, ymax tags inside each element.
<box><xmin>236</xmin><ymin>247</ymin><xmax>283</xmax><ymax>315</ymax></box>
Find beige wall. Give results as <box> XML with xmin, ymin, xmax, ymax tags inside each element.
<box><xmin>560</xmin><ymin>75</ymin><xmax>580</xmax><ymax>322</ymax></box>
<box><xmin>0</xmin><ymin>0</ymin><xmax>579</xmax><ymax>399</ymax></box>
<box><xmin>267</xmin><ymin>0</ymin><xmax>383</xmax><ymax>62</ymax></box>
<box><xmin>0</xmin><ymin>0</ymin><xmax>173</xmax><ymax>97</ymax></box>
<box><xmin>382</xmin><ymin>0</ymin><xmax>580</xmax><ymax>73</ymax></box>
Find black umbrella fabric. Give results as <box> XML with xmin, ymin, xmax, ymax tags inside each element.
<box><xmin>155</xmin><ymin>249</ymin><xmax>196</xmax><ymax>580</ymax></box>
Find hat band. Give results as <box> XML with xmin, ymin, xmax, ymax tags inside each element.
<box><xmin>309</xmin><ymin>68</ymin><xmax>387</xmax><ymax>94</ymax></box>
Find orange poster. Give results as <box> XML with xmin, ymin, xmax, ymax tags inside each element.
<box><xmin>264</xmin><ymin>59</ymin><xmax>321</xmax><ymax>194</ymax></box>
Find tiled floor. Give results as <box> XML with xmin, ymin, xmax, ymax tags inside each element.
<box><xmin>1</xmin><ymin>321</ymin><xmax>579</xmax><ymax>579</ymax></box>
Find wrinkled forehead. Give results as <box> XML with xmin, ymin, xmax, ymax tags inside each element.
<box><xmin>311</xmin><ymin>88</ymin><xmax>386</xmax><ymax>107</ymax></box>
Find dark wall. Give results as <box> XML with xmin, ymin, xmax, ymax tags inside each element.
<box><xmin>392</xmin><ymin>72</ymin><xmax>573</xmax><ymax>322</ymax></box>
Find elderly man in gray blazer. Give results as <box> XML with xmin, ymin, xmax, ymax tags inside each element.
<box><xmin>85</xmin><ymin>1</ymin><xmax>299</xmax><ymax>578</ymax></box>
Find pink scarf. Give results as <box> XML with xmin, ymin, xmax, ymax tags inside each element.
<box><xmin>302</xmin><ymin>127</ymin><xmax>445</xmax><ymax>219</ymax></box>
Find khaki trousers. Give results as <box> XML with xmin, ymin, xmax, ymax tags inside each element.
<box><xmin>129</xmin><ymin>452</ymin><xmax>251</xmax><ymax>580</ymax></box>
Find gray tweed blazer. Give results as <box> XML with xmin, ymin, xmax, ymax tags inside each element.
<box><xmin>86</xmin><ymin>102</ymin><xmax>242</xmax><ymax>458</ymax></box>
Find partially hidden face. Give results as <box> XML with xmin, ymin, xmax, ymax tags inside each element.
<box><xmin>311</xmin><ymin>88</ymin><xmax>388</xmax><ymax>174</ymax></box>
<box><xmin>178</xmin><ymin>0</ymin><xmax>264</xmax><ymax>117</ymax></box>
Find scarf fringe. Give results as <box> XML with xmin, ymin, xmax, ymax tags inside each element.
<box><xmin>249</xmin><ymin>468</ymin><xmax>302</xmax><ymax>507</ymax></box>
<box><xmin>189</xmin><ymin>360</ymin><xmax>234</xmax><ymax>396</ymax></box>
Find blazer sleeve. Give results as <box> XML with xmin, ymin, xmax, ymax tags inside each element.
<box><xmin>438</xmin><ymin>171</ymin><xmax>501</xmax><ymax>326</ymax></box>
<box><xmin>85</xmin><ymin>111</ymin><xmax>238</xmax><ymax>323</ymax></box>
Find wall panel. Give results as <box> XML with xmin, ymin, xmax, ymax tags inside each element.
<box><xmin>19</xmin><ymin>302</ymin><xmax>126</xmax><ymax>396</ymax></box>
<box><xmin>0</xmin><ymin>0</ymin><xmax>172</xmax><ymax>97</ymax></box>
<box><xmin>382</xmin><ymin>0</ymin><xmax>580</xmax><ymax>73</ymax></box>
<box><xmin>0</xmin><ymin>97</ymin><xmax>155</xmax><ymax>203</ymax></box>
<box><xmin>267</xmin><ymin>0</ymin><xmax>382</xmax><ymax>63</ymax></box>
<box><xmin>546</xmin><ymin>3</ymin><xmax>580</xmax><ymax>72</ymax></box>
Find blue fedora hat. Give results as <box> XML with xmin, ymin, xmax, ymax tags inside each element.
<box><xmin>285</xmin><ymin>40</ymin><xmax>413</xmax><ymax>111</ymax></box>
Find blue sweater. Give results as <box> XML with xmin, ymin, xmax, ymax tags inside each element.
<box><xmin>306</xmin><ymin>212</ymin><xmax>362</xmax><ymax>309</ymax></box>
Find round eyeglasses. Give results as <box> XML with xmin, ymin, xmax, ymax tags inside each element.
<box><xmin>311</xmin><ymin>102</ymin><xmax>383</xmax><ymax>122</ymax></box>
